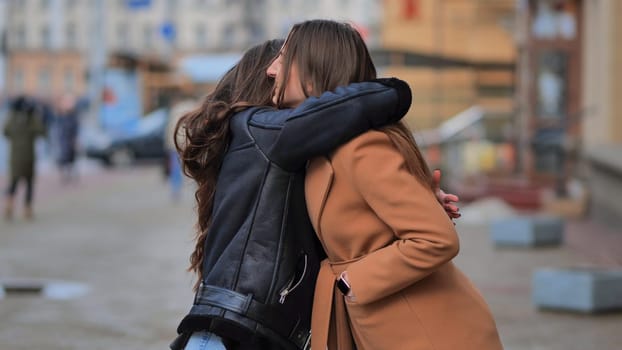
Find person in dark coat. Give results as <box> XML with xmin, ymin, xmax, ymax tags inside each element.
<box><xmin>3</xmin><ymin>95</ymin><xmax>46</xmax><ymax>220</ymax></box>
<box><xmin>53</xmin><ymin>94</ymin><xmax>80</xmax><ymax>184</ymax></box>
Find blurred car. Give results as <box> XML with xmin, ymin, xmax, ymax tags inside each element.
<box><xmin>84</xmin><ymin>108</ymin><xmax>168</xmax><ymax>167</ymax></box>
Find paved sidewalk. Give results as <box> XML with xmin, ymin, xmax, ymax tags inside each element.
<box><xmin>1</xmin><ymin>166</ymin><xmax>621</xmax><ymax>349</ymax></box>
<box><xmin>455</xmin><ymin>201</ymin><xmax>622</xmax><ymax>350</ymax></box>
<box><xmin>1</xmin><ymin>166</ymin><xmax>196</xmax><ymax>350</ymax></box>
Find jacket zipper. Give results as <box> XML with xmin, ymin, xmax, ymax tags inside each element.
<box><xmin>278</xmin><ymin>254</ymin><xmax>308</xmax><ymax>304</ymax></box>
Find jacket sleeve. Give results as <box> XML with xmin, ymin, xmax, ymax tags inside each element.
<box><xmin>251</xmin><ymin>78</ymin><xmax>411</xmax><ymax>172</ymax></box>
<box><xmin>343</xmin><ymin>131</ymin><xmax>459</xmax><ymax>305</ymax></box>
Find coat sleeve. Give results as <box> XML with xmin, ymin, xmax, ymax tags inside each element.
<box><xmin>3</xmin><ymin>113</ymin><xmax>14</xmax><ymax>137</ymax></box>
<box><xmin>343</xmin><ymin>131</ymin><xmax>459</xmax><ymax>305</ymax></box>
<box><xmin>251</xmin><ymin>78</ymin><xmax>412</xmax><ymax>172</ymax></box>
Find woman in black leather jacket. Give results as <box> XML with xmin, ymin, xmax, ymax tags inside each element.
<box><xmin>172</xmin><ymin>20</ymin><xmax>457</xmax><ymax>350</ymax></box>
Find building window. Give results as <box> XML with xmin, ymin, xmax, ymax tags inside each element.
<box><xmin>536</xmin><ymin>50</ymin><xmax>568</xmax><ymax>121</ymax></box>
<box><xmin>117</xmin><ymin>21</ymin><xmax>130</xmax><ymax>49</ymax></box>
<box><xmin>14</xmin><ymin>25</ymin><xmax>27</xmax><ymax>48</ymax></box>
<box><xmin>144</xmin><ymin>23</ymin><xmax>153</xmax><ymax>49</ymax></box>
<box><xmin>195</xmin><ymin>24</ymin><xmax>207</xmax><ymax>49</ymax></box>
<box><xmin>12</xmin><ymin>0</ymin><xmax>27</xmax><ymax>12</ymax></box>
<box><xmin>249</xmin><ymin>22</ymin><xmax>263</xmax><ymax>44</ymax></box>
<box><xmin>532</xmin><ymin>0</ymin><xmax>577</xmax><ymax>40</ymax></box>
<box><xmin>222</xmin><ymin>24</ymin><xmax>235</xmax><ymax>48</ymax></box>
<box><xmin>38</xmin><ymin>67</ymin><xmax>51</xmax><ymax>93</ymax></box>
<box><xmin>13</xmin><ymin>69</ymin><xmax>24</xmax><ymax>92</ymax></box>
<box><xmin>64</xmin><ymin>67</ymin><xmax>75</xmax><ymax>92</ymax></box>
<box><xmin>41</xmin><ymin>25</ymin><xmax>51</xmax><ymax>49</ymax></box>
<box><xmin>166</xmin><ymin>0</ymin><xmax>176</xmax><ymax>11</ymax></box>
<box><xmin>66</xmin><ymin>0</ymin><xmax>77</xmax><ymax>10</ymax></box>
<box><xmin>66</xmin><ymin>23</ymin><xmax>76</xmax><ymax>49</ymax></box>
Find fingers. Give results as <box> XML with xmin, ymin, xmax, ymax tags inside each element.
<box><xmin>445</xmin><ymin>211</ymin><xmax>461</xmax><ymax>220</ymax></box>
<box><xmin>443</xmin><ymin>203</ymin><xmax>459</xmax><ymax>212</ymax></box>
<box><xmin>433</xmin><ymin>170</ymin><xmax>462</xmax><ymax>221</ymax></box>
<box><xmin>432</xmin><ymin>169</ymin><xmax>441</xmax><ymax>191</ymax></box>
<box><xmin>438</xmin><ymin>190</ymin><xmax>459</xmax><ymax>203</ymax></box>
<box><xmin>446</xmin><ymin>212</ymin><xmax>461</xmax><ymax>219</ymax></box>
<box><xmin>442</xmin><ymin>202</ymin><xmax>461</xmax><ymax>220</ymax></box>
<box><xmin>442</xmin><ymin>193</ymin><xmax>460</xmax><ymax>203</ymax></box>
<box><xmin>433</xmin><ymin>169</ymin><xmax>441</xmax><ymax>183</ymax></box>
<box><xmin>444</xmin><ymin>207</ymin><xmax>461</xmax><ymax>218</ymax></box>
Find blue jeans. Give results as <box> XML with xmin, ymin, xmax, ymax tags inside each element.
<box><xmin>184</xmin><ymin>331</ymin><xmax>226</xmax><ymax>350</ymax></box>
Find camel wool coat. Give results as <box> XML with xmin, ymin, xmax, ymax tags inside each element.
<box><xmin>305</xmin><ymin>130</ymin><xmax>503</xmax><ymax>350</ymax></box>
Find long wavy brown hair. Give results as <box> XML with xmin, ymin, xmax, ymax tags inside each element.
<box><xmin>276</xmin><ymin>20</ymin><xmax>434</xmax><ymax>188</ymax></box>
<box><xmin>174</xmin><ymin>39</ymin><xmax>284</xmax><ymax>289</ymax></box>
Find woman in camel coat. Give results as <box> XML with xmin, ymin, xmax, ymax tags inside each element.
<box><xmin>305</xmin><ymin>126</ymin><xmax>503</xmax><ymax>350</ymax></box>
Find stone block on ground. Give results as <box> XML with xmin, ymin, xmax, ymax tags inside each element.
<box><xmin>532</xmin><ymin>267</ymin><xmax>622</xmax><ymax>313</ymax></box>
<box><xmin>490</xmin><ymin>215</ymin><xmax>564</xmax><ymax>247</ymax></box>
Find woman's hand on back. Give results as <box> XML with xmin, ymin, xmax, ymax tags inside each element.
<box><xmin>432</xmin><ymin>169</ymin><xmax>461</xmax><ymax>220</ymax></box>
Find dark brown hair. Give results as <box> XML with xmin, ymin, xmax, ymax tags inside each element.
<box><xmin>174</xmin><ymin>39</ymin><xmax>284</xmax><ymax>289</ymax></box>
<box><xmin>275</xmin><ymin>20</ymin><xmax>376</xmax><ymax>105</ymax></box>
<box><xmin>276</xmin><ymin>20</ymin><xmax>433</xmax><ymax>189</ymax></box>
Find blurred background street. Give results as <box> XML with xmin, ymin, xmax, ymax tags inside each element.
<box><xmin>1</xmin><ymin>0</ymin><xmax>621</xmax><ymax>349</ymax></box>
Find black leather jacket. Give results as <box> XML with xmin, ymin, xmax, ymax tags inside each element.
<box><xmin>171</xmin><ymin>79</ymin><xmax>411</xmax><ymax>350</ymax></box>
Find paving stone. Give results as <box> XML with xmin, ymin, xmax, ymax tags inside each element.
<box><xmin>490</xmin><ymin>215</ymin><xmax>564</xmax><ymax>247</ymax></box>
<box><xmin>532</xmin><ymin>267</ymin><xmax>622</xmax><ymax>313</ymax></box>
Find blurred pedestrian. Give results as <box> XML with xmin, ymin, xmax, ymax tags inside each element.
<box><xmin>3</xmin><ymin>95</ymin><xmax>46</xmax><ymax>221</ymax></box>
<box><xmin>165</xmin><ymin>90</ymin><xmax>196</xmax><ymax>201</ymax></box>
<box><xmin>53</xmin><ymin>94</ymin><xmax>80</xmax><ymax>184</ymax></box>
<box><xmin>34</xmin><ymin>97</ymin><xmax>56</xmax><ymax>157</ymax></box>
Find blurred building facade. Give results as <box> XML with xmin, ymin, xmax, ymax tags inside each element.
<box><xmin>581</xmin><ymin>0</ymin><xmax>622</xmax><ymax>147</ymax></box>
<box><xmin>378</xmin><ymin>0</ymin><xmax>519</xmax><ymax>203</ymax></box>
<box><xmin>580</xmin><ymin>0</ymin><xmax>622</xmax><ymax>226</ymax></box>
<box><xmin>378</xmin><ymin>0</ymin><xmax>621</xmax><ymax>221</ymax></box>
<box><xmin>262</xmin><ymin>0</ymin><xmax>382</xmax><ymax>47</ymax></box>
<box><xmin>2</xmin><ymin>0</ymin><xmax>383</xmax><ymax>98</ymax></box>
<box><xmin>515</xmin><ymin>0</ymin><xmax>582</xmax><ymax>184</ymax></box>
<box><xmin>381</xmin><ymin>0</ymin><xmax>516</xmax><ymax>131</ymax></box>
<box><xmin>506</xmin><ymin>0</ymin><xmax>620</xmax><ymax>223</ymax></box>
<box><xmin>0</xmin><ymin>1</ymin><xmax>7</xmax><ymax>92</ymax></box>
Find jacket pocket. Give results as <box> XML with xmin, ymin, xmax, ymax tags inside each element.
<box><xmin>278</xmin><ymin>253</ymin><xmax>308</xmax><ymax>304</ymax></box>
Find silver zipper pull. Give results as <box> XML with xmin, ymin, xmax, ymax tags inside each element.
<box><xmin>279</xmin><ymin>289</ymin><xmax>289</xmax><ymax>304</ymax></box>
<box><xmin>278</xmin><ymin>254</ymin><xmax>308</xmax><ymax>304</ymax></box>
